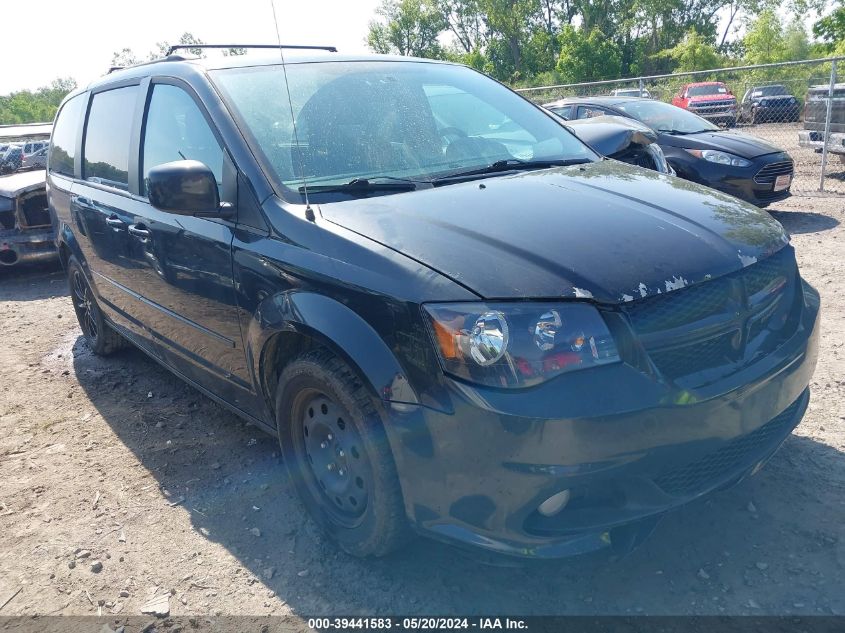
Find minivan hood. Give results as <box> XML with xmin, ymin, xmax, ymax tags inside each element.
<box><xmin>320</xmin><ymin>160</ymin><xmax>789</xmax><ymax>303</ymax></box>
<box><xmin>659</xmin><ymin>130</ymin><xmax>784</xmax><ymax>159</ymax></box>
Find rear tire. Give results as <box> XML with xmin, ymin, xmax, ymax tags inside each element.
<box><xmin>67</xmin><ymin>256</ymin><xmax>125</xmax><ymax>356</ymax></box>
<box><xmin>275</xmin><ymin>349</ymin><xmax>410</xmax><ymax>557</ymax></box>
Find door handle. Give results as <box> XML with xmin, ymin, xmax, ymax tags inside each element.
<box><xmin>105</xmin><ymin>216</ymin><xmax>125</xmax><ymax>229</ymax></box>
<box><xmin>128</xmin><ymin>224</ymin><xmax>151</xmax><ymax>239</ymax></box>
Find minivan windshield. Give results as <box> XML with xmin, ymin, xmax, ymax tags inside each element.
<box><xmin>211</xmin><ymin>61</ymin><xmax>596</xmax><ymax>199</ymax></box>
<box><xmin>616</xmin><ymin>99</ymin><xmax>719</xmax><ymax>134</ymax></box>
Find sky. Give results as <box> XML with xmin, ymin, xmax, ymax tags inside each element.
<box><xmin>0</xmin><ymin>0</ymin><xmax>381</xmax><ymax>95</ymax></box>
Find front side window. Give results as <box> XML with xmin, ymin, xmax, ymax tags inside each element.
<box><xmin>547</xmin><ymin>105</ymin><xmax>572</xmax><ymax>120</ymax></box>
<box><xmin>49</xmin><ymin>94</ymin><xmax>85</xmax><ymax>177</ymax></box>
<box><xmin>83</xmin><ymin>86</ymin><xmax>138</xmax><ymax>190</ymax></box>
<box><xmin>211</xmin><ymin>61</ymin><xmax>595</xmax><ymax>199</ymax></box>
<box><xmin>141</xmin><ymin>84</ymin><xmax>224</xmax><ymax>195</ymax></box>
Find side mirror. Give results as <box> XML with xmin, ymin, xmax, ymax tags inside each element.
<box><xmin>146</xmin><ymin>160</ymin><xmax>232</xmax><ymax>218</ymax></box>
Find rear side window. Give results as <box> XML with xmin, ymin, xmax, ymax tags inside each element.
<box><xmin>576</xmin><ymin>106</ymin><xmax>609</xmax><ymax>119</ymax></box>
<box><xmin>141</xmin><ymin>84</ymin><xmax>223</xmax><ymax>195</ymax></box>
<box><xmin>83</xmin><ymin>86</ymin><xmax>138</xmax><ymax>190</ymax></box>
<box><xmin>49</xmin><ymin>94</ymin><xmax>85</xmax><ymax>177</ymax></box>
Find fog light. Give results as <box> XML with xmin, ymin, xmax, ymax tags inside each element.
<box><xmin>538</xmin><ymin>489</ymin><xmax>571</xmax><ymax>517</ymax></box>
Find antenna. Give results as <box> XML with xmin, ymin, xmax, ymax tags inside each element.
<box><xmin>270</xmin><ymin>0</ymin><xmax>315</xmax><ymax>221</ymax></box>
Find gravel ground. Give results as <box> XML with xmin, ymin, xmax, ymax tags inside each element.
<box><xmin>0</xmin><ymin>195</ymin><xmax>843</xmax><ymax>621</ymax></box>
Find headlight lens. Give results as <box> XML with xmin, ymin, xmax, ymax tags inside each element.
<box><xmin>760</xmin><ymin>99</ymin><xmax>769</xmax><ymax>106</ymax></box>
<box><xmin>424</xmin><ymin>302</ymin><xmax>620</xmax><ymax>388</ymax></box>
<box><xmin>686</xmin><ymin>149</ymin><xmax>751</xmax><ymax>167</ymax></box>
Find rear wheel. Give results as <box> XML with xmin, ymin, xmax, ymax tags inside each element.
<box><xmin>67</xmin><ymin>256</ymin><xmax>125</xmax><ymax>356</ymax></box>
<box><xmin>275</xmin><ymin>349</ymin><xmax>410</xmax><ymax>557</ymax></box>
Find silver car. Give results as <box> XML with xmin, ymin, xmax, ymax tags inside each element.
<box><xmin>21</xmin><ymin>146</ymin><xmax>48</xmax><ymax>170</ymax></box>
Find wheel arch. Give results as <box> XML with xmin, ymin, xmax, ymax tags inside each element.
<box><xmin>249</xmin><ymin>291</ymin><xmax>419</xmax><ymax>423</ymax></box>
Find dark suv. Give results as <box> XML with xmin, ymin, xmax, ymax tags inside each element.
<box><xmin>50</xmin><ymin>51</ymin><xmax>819</xmax><ymax>560</ymax></box>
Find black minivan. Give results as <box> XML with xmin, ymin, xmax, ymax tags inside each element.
<box><xmin>49</xmin><ymin>50</ymin><xmax>819</xmax><ymax>560</ymax></box>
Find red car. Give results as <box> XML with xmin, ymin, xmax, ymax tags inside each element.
<box><xmin>672</xmin><ymin>81</ymin><xmax>738</xmax><ymax>127</ymax></box>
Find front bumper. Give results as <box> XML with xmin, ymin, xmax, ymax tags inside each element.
<box><xmin>0</xmin><ymin>229</ymin><xmax>59</xmax><ymax>267</ymax></box>
<box><xmin>387</xmin><ymin>283</ymin><xmax>820</xmax><ymax>559</ymax></box>
<box><xmin>752</xmin><ymin>104</ymin><xmax>800</xmax><ymax>121</ymax></box>
<box><xmin>689</xmin><ymin>106</ymin><xmax>737</xmax><ymax>123</ymax></box>
<box><xmin>665</xmin><ymin>151</ymin><xmax>793</xmax><ymax>207</ymax></box>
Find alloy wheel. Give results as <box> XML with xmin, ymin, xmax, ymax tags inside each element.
<box><xmin>71</xmin><ymin>270</ymin><xmax>98</xmax><ymax>341</ymax></box>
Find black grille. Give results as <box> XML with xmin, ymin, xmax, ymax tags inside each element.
<box><xmin>754</xmin><ymin>160</ymin><xmax>794</xmax><ymax>184</ymax></box>
<box><xmin>654</xmin><ymin>393</ymin><xmax>806</xmax><ymax>496</ymax></box>
<box><xmin>626</xmin><ymin>275</ymin><xmax>730</xmax><ymax>334</ymax></box>
<box><xmin>648</xmin><ymin>333</ymin><xmax>736</xmax><ymax>378</ymax></box>
<box><xmin>623</xmin><ymin>248</ymin><xmax>798</xmax><ymax>382</ymax></box>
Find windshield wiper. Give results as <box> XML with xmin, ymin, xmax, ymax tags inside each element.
<box><xmin>432</xmin><ymin>157</ymin><xmax>592</xmax><ymax>184</ymax></box>
<box><xmin>298</xmin><ymin>177</ymin><xmax>418</xmax><ymax>195</ymax></box>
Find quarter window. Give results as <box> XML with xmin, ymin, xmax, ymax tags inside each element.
<box><xmin>49</xmin><ymin>94</ymin><xmax>85</xmax><ymax>177</ymax></box>
<box><xmin>141</xmin><ymin>84</ymin><xmax>223</xmax><ymax>195</ymax></box>
<box><xmin>83</xmin><ymin>86</ymin><xmax>138</xmax><ymax>190</ymax></box>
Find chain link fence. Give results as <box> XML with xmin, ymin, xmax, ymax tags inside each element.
<box><xmin>517</xmin><ymin>58</ymin><xmax>845</xmax><ymax>197</ymax></box>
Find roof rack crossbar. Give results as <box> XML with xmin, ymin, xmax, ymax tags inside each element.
<box><xmin>164</xmin><ymin>43</ymin><xmax>338</xmax><ymax>56</ymax></box>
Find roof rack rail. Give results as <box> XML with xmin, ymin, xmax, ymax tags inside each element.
<box><xmin>164</xmin><ymin>43</ymin><xmax>338</xmax><ymax>56</ymax></box>
<box><xmin>107</xmin><ymin>66</ymin><xmax>125</xmax><ymax>74</ymax></box>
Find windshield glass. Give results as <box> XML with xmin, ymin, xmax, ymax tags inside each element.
<box><xmin>211</xmin><ymin>61</ymin><xmax>596</xmax><ymax>198</ymax></box>
<box><xmin>687</xmin><ymin>84</ymin><xmax>727</xmax><ymax>97</ymax></box>
<box><xmin>616</xmin><ymin>99</ymin><xmax>719</xmax><ymax>134</ymax></box>
<box><xmin>755</xmin><ymin>85</ymin><xmax>788</xmax><ymax>96</ymax></box>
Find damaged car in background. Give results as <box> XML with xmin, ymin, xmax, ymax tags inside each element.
<box><xmin>0</xmin><ymin>170</ymin><xmax>57</xmax><ymax>267</ymax></box>
<box><xmin>557</xmin><ymin>114</ymin><xmax>674</xmax><ymax>174</ymax></box>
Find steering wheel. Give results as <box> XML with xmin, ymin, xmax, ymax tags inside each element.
<box><xmin>439</xmin><ymin>126</ymin><xmax>468</xmax><ymax>144</ymax></box>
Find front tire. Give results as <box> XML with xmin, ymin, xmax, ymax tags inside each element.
<box><xmin>275</xmin><ymin>349</ymin><xmax>410</xmax><ymax>557</ymax></box>
<box><xmin>67</xmin><ymin>256</ymin><xmax>125</xmax><ymax>356</ymax></box>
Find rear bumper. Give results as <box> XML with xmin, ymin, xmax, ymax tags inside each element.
<box><xmin>387</xmin><ymin>283</ymin><xmax>820</xmax><ymax>560</ymax></box>
<box><xmin>0</xmin><ymin>229</ymin><xmax>59</xmax><ymax>266</ymax></box>
<box><xmin>798</xmin><ymin>130</ymin><xmax>845</xmax><ymax>154</ymax></box>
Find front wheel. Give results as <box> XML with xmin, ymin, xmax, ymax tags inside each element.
<box><xmin>67</xmin><ymin>256</ymin><xmax>126</xmax><ymax>356</ymax></box>
<box><xmin>275</xmin><ymin>349</ymin><xmax>410</xmax><ymax>557</ymax></box>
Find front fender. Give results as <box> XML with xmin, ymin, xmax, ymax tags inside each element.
<box><xmin>248</xmin><ymin>290</ymin><xmax>419</xmax><ymax>411</ymax></box>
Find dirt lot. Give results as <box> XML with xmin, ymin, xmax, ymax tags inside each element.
<box><xmin>0</xmin><ymin>195</ymin><xmax>843</xmax><ymax>621</ymax></box>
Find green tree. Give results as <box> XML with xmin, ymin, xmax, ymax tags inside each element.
<box><xmin>655</xmin><ymin>29</ymin><xmax>723</xmax><ymax>71</ymax></box>
<box><xmin>783</xmin><ymin>19</ymin><xmax>810</xmax><ymax>60</ymax></box>
<box><xmin>0</xmin><ymin>78</ymin><xmax>78</xmax><ymax>125</ymax></box>
<box><xmin>743</xmin><ymin>9</ymin><xmax>787</xmax><ymax>64</ymax></box>
<box><xmin>366</xmin><ymin>0</ymin><xmax>446</xmax><ymax>57</ymax></box>
<box><xmin>555</xmin><ymin>26</ymin><xmax>622</xmax><ymax>82</ymax></box>
<box><xmin>813</xmin><ymin>5</ymin><xmax>845</xmax><ymax>53</ymax></box>
<box><xmin>111</xmin><ymin>48</ymin><xmax>139</xmax><ymax>67</ymax></box>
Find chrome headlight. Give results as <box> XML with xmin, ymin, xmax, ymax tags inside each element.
<box><xmin>686</xmin><ymin>149</ymin><xmax>751</xmax><ymax>167</ymax></box>
<box><xmin>424</xmin><ymin>302</ymin><xmax>620</xmax><ymax>388</ymax></box>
